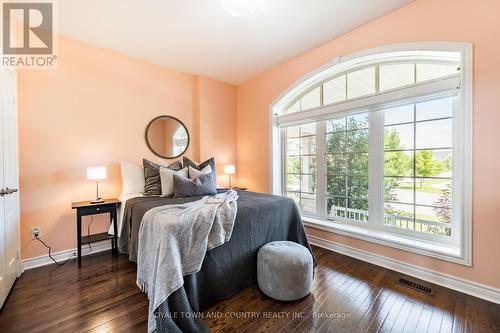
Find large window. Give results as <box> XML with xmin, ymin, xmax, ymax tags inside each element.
<box><xmin>273</xmin><ymin>44</ymin><xmax>472</xmax><ymax>264</ymax></box>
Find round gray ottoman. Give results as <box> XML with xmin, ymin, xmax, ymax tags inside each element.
<box><xmin>257</xmin><ymin>241</ymin><xmax>313</xmax><ymax>301</ymax></box>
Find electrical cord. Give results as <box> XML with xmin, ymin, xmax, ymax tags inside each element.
<box><xmin>35</xmin><ymin>235</ymin><xmax>74</xmax><ymax>267</ymax></box>
<box><xmin>35</xmin><ymin>215</ymin><xmax>96</xmax><ymax>266</ymax></box>
<box><xmin>87</xmin><ymin>215</ymin><xmax>94</xmax><ymax>252</ymax></box>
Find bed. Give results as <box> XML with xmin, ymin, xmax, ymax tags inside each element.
<box><xmin>118</xmin><ymin>190</ymin><xmax>314</xmax><ymax>333</ymax></box>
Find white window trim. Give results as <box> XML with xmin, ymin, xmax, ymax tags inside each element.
<box><xmin>269</xmin><ymin>42</ymin><xmax>473</xmax><ymax>266</ymax></box>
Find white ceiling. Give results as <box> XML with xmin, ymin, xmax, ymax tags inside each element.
<box><xmin>58</xmin><ymin>0</ymin><xmax>413</xmax><ymax>85</ymax></box>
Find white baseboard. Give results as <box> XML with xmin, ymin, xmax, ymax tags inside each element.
<box><xmin>21</xmin><ymin>241</ymin><xmax>112</xmax><ymax>272</ymax></box>
<box><xmin>308</xmin><ymin>235</ymin><xmax>500</xmax><ymax>305</ymax></box>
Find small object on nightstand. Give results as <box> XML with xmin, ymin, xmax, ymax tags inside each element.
<box><xmin>224</xmin><ymin>164</ymin><xmax>236</xmax><ymax>188</ymax></box>
<box><xmin>71</xmin><ymin>198</ymin><xmax>120</xmax><ymax>268</ymax></box>
<box><xmin>232</xmin><ymin>186</ymin><xmax>247</xmax><ymax>191</ymax></box>
<box><xmin>87</xmin><ymin>166</ymin><xmax>107</xmax><ymax>203</ymax></box>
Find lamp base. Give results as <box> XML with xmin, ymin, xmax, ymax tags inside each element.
<box><xmin>90</xmin><ymin>198</ymin><xmax>105</xmax><ymax>204</ymax></box>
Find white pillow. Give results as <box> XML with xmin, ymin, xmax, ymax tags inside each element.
<box><xmin>120</xmin><ymin>161</ymin><xmax>145</xmax><ymax>195</ymax></box>
<box><xmin>189</xmin><ymin>165</ymin><xmax>212</xmax><ymax>180</ymax></box>
<box><xmin>160</xmin><ymin>167</ymin><xmax>188</xmax><ymax>197</ymax></box>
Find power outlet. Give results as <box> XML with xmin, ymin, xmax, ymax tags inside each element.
<box><xmin>32</xmin><ymin>227</ymin><xmax>41</xmax><ymax>239</ymax></box>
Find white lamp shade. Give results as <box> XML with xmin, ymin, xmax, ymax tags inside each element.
<box><xmin>87</xmin><ymin>166</ymin><xmax>107</xmax><ymax>181</ymax></box>
<box><xmin>224</xmin><ymin>164</ymin><xmax>236</xmax><ymax>175</ymax></box>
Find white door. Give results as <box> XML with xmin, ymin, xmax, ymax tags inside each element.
<box><xmin>0</xmin><ymin>68</ymin><xmax>20</xmax><ymax>308</ymax></box>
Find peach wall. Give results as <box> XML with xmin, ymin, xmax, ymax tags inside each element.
<box><xmin>195</xmin><ymin>76</ymin><xmax>237</xmax><ymax>186</ymax></box>
<box><xmin>18</xmin><ymin>36</ymin><xmax>236</xmax><ymax>259</ymax></box>
<box><xmin>236</xmin><ymin>0</ymin><xmax>500</xmax><ymax>289</ymax></box>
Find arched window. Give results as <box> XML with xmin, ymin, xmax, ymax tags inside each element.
<box><xmin>271</xmin><ymin>43</ymin><xmax>472</xmax><ymax>264</ymax></box>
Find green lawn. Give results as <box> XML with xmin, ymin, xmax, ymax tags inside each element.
<box><xmin>399</xmin><ymin>179</ymin><xmax>449</xmax><ymax>194</ymax></box>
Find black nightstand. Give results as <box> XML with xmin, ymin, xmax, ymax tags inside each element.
<box><xmin>71</xmin><ymin>198</ymin><xmax>121</xmax><ymax>267</ymax></box>
<box><xmin>220</xmin><ymin>187</ymin><xmax>247</xmax><ymax>191</ymax></box>
<box><xmin>232</xmin><ymin>187</ymin><xmax>247</xmax><ymax>191</ymax></box>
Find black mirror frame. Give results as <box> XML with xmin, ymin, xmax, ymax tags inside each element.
<box><xmin>145</xmin><ymin>115</ymin><xmax>190</xmax><ymax>159</ymax></box>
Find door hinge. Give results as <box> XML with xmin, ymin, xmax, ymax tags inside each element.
<box><xmin>16</xmin><ymin>250</ymin><xmax>19</xmax><ymax>260</ymax></box>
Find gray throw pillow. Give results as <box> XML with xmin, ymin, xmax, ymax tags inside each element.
<box><xmin>143</xmin><ymin>159</ymin><xmax>182</xmax><ymax>196</ymax></box>
<box><xmin>173</xmin><ymin>172</ymin><xmax>217</xmax><ymax>198</ymax></box>
<box><xmin>183</xmin><ymin>157</ymin><xmax>216</xmax><ymax>183</ymax></box>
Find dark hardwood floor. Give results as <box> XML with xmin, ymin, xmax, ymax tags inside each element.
<box><xmin>0</xmin><ymin>246</ymin><xmax>499</xmax><ymax>332</ymax></box>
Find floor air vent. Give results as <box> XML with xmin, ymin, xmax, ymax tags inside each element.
<box><xmin>397</xmin><ymin>278</ymin><xmax>435</xmax><ymax>296</ymax></box>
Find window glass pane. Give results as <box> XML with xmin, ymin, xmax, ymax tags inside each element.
<box><xmin>325</xmin><ymin>113</ymin><xmax>369</xmax><ymax>223</ymax></box>
<box><xmin>285</xmin><ymin>138</ymin><xmax>300</xmax><ymax>155</ymax></box>
<box><xmin>300</xmin><ymin>87</ymin><xmax>321</xmax><ymax>110</ymax></box>
<box><xmin>326</xmin><ymin>154</ymin><xmax>347</xmax><ymax>175</ymax></box>
<box><xmin>286</xmin><ymin>192</ymin><xmax>300</xmax><ymax>206</ymax></box>
<box><xmin>416</xmin><ymin>97</ymin><xmax>453</xmax><ymax>121</ymax></box>
<box><xmin>286</xmin><ymin>100</ymin><xmax>300</xmax><ymax>114</ymax></box>
<box><xmin>301</xmin><ymin>175</ymin><xmax>316</xmax><ymax>194</ymax></box>
<box><xmin>415</xmin><ymin>178</ymin><xmax>452</xmax><ymax>208</ymax></box>
<box><xmin>284</xmin><ymin>121</ymin><xmax>317</xmax><ymax>215</ymax></box>
<box><xmin>301</xmin><ymin>155</ymin><xmax>316</xmax><ymax>174</ymax></box>
<box><xmin>285</xmin><ymin>125</ymin><xmax>300</xmax><ymax>138</ymax></box>
<box><xmin>285</xmin><ymin>174</ymin><xmax>300</xmax><ymax>191</ymax></box>
<box><xmin>347</xmin><ymin>129</ymin><xmax>368</xmax><ymax>153</ymax></box>
<box><xmin>380</xmin><ymin>63</ymin><xmax>415</xmax><ymax>91</ymax></box>
<box><xmin>301</xmin><ymin>193</ymin><xmax>316</xmax><ymax>214</ymax></box>
<box><xmin>416</xmin><ymin>63</ymin><xmax>458</xmax><ymax>82</ymax></box>
<box><xmin>327</xmin><ymin>175</ymin><xmax>346</xmax><ymax>196</ymax></box>
<box><xmin>415</xmin><ymin>205</ymin><xmax>451</xmax><ymax>236</ymax></box>
<box><xmin>384</xmin><ymin>151</ymin><xmax>414</xmax><ymax>177</ymax></box>
<box><xmin>385</xmin><ymin>177</ymin><xmax>414</xmax><ymax>204</ymax></box>
<box><xmin>347</xmin><ymin>113</ymin><xmax>369</xmax><ymax>130</ymax></box>
<box><xmin>300</xmin><ymin>136</ymin><xmax>316</xmax><ymax>155</ymax></box>
<box><xmin>384</xmin><ymin>124</ymin><xmax>414</xmax><ymax>150</ymax></box>
<box><xmin>326</xmin><ymin>132</ymin><xmax>346</xmax><ymax>155</ymax></box>
<box><xmin>326</xmin><ymin>118</ymin><xmax>346</xmax><ymax>133</ymax></box>
<box><xmin>382</xmin><ymin>96</ymin><xmax>453</xmax><ymax>237</ymax></box>
<box><xmin>348</xmin><ymin>176</ymin><xmax>369</xmax><ymax>199</ymax></box>
<box><xmin>301</xmin><ymin>122</ymin><xmax>316</xmax><ymax>136</ymax></box>
<box><xmin>347</xmin><ymin>67</ymin><xmax>376</xmax><ymax>99</ymax></box>
<box><xmin>416</xmin><ymin>119</ymin><xmax>452</xmax><ymax>149</ymax></box>
<box><xmin>285</xmin><ymin>156</ymin><xmax>300</xmax><ymax>174</ymax></box>
<box><xmin>348</xmin><ymin>153</ymin><xmax>368</xmax><ymax>176</ymax></box>
<box><xmin>384</xmin><ymin>203</ymin><xmax>414</xmax><ymax>227</ymax></box>
<box><xmin>347</xmin><ymin>198</ymin><xmax>369</xmax><ymax>222</ymax></box>
<box><xmin>415</xmin><ymin>149</ymin><xmax>452</xmax><ymax>177</ymax></box>
<box><xmin>327</xmin><ymin>196</ymin><xmax>347</xmax><ymax>218</ymax></box>
<box><xmin>384</xmin><ymin>104</ymin><xmax>414</xmax><ymax>125</ymax></box>
<box><xmin>323</xmin><ymin>75</ymin><xmax>346</xmax><ymax>105</ymax></box>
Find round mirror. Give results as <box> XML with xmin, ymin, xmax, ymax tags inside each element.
<box><xmin>145</xmin><ymin>116</ymin><xmax>190</xmax><ymax>159</ymax></box>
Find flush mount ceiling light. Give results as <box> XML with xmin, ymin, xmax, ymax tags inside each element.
<box><xmin>221</xmin><ymin>0</ymin><xmax>258</xmax><ymax>17</ymax></box>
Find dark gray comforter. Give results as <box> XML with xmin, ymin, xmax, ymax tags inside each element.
<box><xmin>118</xmin><ymin>190</ymin><xmax>314</xmax><ymax>333</ymax></box>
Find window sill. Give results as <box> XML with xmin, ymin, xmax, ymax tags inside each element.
<box><xmin>302</xmin><ymin>216</ymin><xmax>469</xmax><ymax>265</ymax></box>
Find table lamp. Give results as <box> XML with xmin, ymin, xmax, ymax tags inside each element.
<box><xmin>224</xmin><ymin>164</ymin><xmax>236</xmax><ymax>188</ymax></box>
<box><xmin>87</xmin><ymin>166</ymin><xmax>107</xmax><ymax>203</ymax></box>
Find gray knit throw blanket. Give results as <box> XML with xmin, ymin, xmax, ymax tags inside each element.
<box><xmin>136</xmin><ymin>190</ymin><xmax>239</xmax><ymax>332</ymax></box>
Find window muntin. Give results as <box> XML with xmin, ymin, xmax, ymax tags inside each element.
<box><xmin>284</xmin><ymin>123</ymin><xmax>317</xmax><ymax>215</ymax></box>
<box><xmin>380</xmin><ymin>63</ymin><xmax>415</xmax><ymax>91</ymax></box>
<box><xmin>347</xmin><ymin>67</ymin><xmax>376</xmax><ymax>99</ymax></box>
<box><xmin>283</xmin><ymin>95</ymin><xmax>456</xmax><ymax>240</ymax></box>
<box><xmin>326</xmin><ymin>113</ymin><xmax>369</xmax><ymax>222</ymax></box>
<box><xmin>323</xmin><ymin>75</ymin><xmax>346</xmax><ymax>105</ymax></box>
<box><xmin>285</xmin><ymin>62</ymin><xmax>459</xmax><ymax>114</ymax></box>
<box><xmin>287</xmin><ymin>94</ymin><xmax>455</xmax><ymax>239</ymax></box>
<box><xmin>382</xmin><ymin>97</ymin><xmax>453</xmax><ymax>237</ymax></box>
<box><xmin>416</xmin><ymin>63</ymin><xmax>457</xmax><ymax>83</ymax></box>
